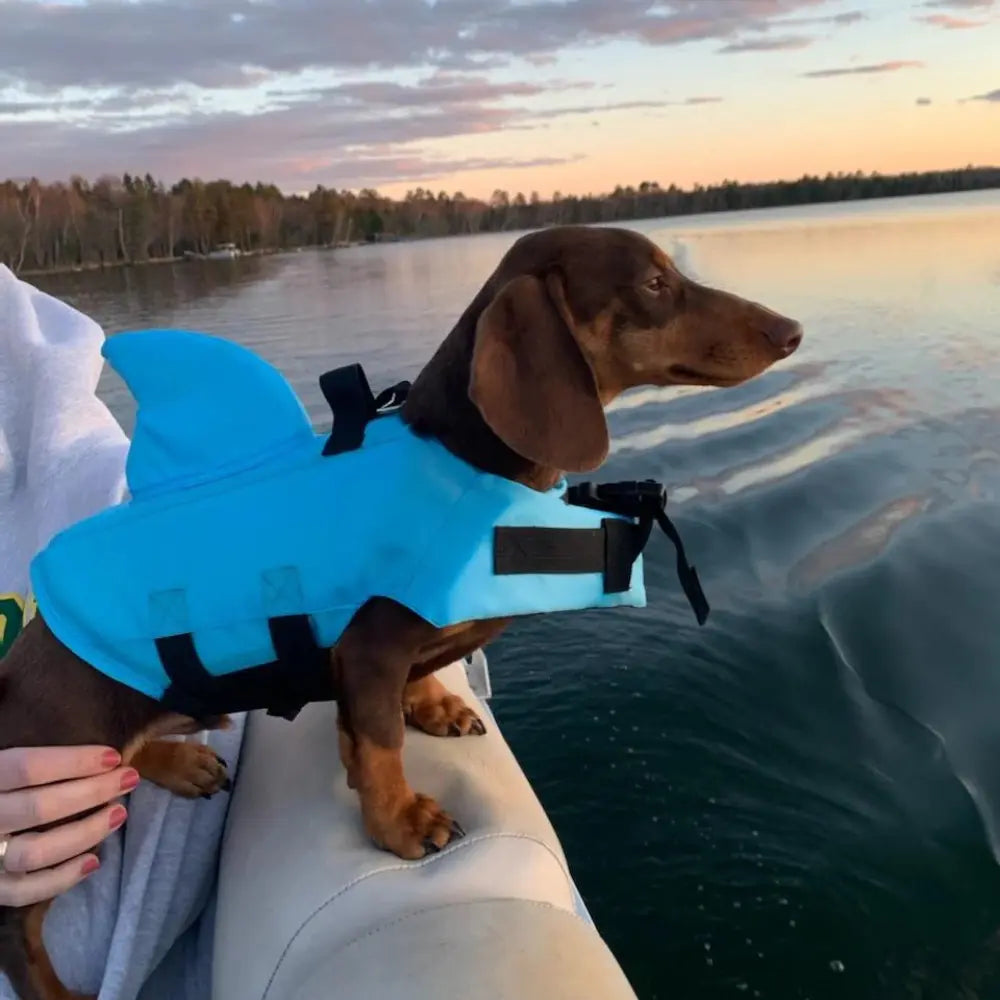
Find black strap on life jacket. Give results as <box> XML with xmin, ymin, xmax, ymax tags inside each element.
<box><xmin>569</xmin><ymin>480</ymin><xmax>709</xmax><ymax>625</ymax></box>
<box><xmin>494</xmin><ymin>479</ymin><xmax>710</xmax><ymax>626</ymax></box>
<box><xmin>156</xmin><ymin>613</ymin><xmax>335</xmax><ymax>721</ymax></box>
<box><xmin>320</xmin><ymin>363</ymin><xmax>411</xmax><ymax>456</ymax></box>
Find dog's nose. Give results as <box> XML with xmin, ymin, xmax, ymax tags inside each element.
<box><xmin>762</xmin><ymin>316</ymin><xmax>803</xmax><ymax>357</ymax></box>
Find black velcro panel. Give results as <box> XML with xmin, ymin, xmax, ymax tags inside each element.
<box><xmin>494</xmin><ymin>521</ymin><xmax>645</xmax><ymax>595</ymax></box>
<box><xmin>494</xmin><ymin>526</ymin><xmax>605</xmax><ymax>577</ymax></box>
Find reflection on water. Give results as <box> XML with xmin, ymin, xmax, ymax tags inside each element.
<box><xmin>30</xmin><ymin>189</ymin><xmax>1000</xmax><ymax>1000</ymax></box>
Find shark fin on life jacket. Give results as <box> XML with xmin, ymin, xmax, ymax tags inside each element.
<box><xmin>102</xmin><ymin>329</ymin><xmax>316</xmax><ymax>501</ymax></box>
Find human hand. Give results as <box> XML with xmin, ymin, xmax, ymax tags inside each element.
<box><xmin>0</xmin><ymin>746</ymin><xmax>138</xmax><ymax>907</ymax></box>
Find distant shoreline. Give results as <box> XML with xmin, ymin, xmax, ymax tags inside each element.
<box><xmin>17</xmin><ymin>245</ymin><xmax>290</xmax><ymax>278</ymax></box>
<box><xmin>8</xmin><ymin>166</ymin><xmax>998</xmax><ymax>277</ymax></box>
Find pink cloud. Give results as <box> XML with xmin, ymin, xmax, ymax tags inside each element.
<box><xmin>803</xmin><ymin>60</ymin><xmax>924</xmax><ymax>78</ymax></box>
<box><xmin>917</xmin><ymin>13</ymin><xmax>990</xmax><ymax>27</ymax></box>
<box><xmin>718</xmin><ymin>34</ymin><xmax>813</xmax><ymax>52</ymax></box>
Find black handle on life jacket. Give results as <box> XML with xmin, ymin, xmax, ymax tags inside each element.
<box><xmin>319</xmin><ymin>363</ymin><xmax>411</xmax><ymax>456</ymax></box>
<box><xmin>565</xmin><ymin>480</ymin><xmax>710</xmax><ymax>626</ymax></box>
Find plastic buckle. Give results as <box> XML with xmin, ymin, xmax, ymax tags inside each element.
<box><xmin>569</xmin><ymin>479</ymin><xmax>666</xmax><ymax>518</ymax></box>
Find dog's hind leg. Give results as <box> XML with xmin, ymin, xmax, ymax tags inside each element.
<box><xmin>1</xmin><ymin>901</ymin><xmax>93</xmax><ymax>1000</ymax></box>
<box><xmin>402</xmin><ymin>674</ymin><xmax>486</xmax><ymax>738</ymax></box>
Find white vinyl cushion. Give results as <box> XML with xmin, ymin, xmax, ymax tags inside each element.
<box><xmin>212</xmin><ymin>661</ymin><xmax>638</xmax><ymax>1000</ymax></box>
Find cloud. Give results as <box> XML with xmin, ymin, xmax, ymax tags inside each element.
<box><xmin>827</xmin><ymin>10</ymin><xmax>868</xmax><ymax>23</ymax></box>
<box><xmin>272</xmin><ymin>74</ymin><xmax>589</xmax><ymax>111</ymax></box>
<box><xmin>920</xmin><ymin>0</ymin><xmax>994</xmax><ymax>8</ymax></box>
<box><xmin>803</xmin><ymin>60</ymin><xmax>924</xmax><ymax>78</ymax></box>
<box><xmin>718</xmin><ymin>34</ymin><xmax>813</xmax><ymax>52</ymax></box>
<box><xmin>0</xmin><ymin>0</ymin><xmax>916</xmax><ymax>191</ymax></box>
<box><xmin>917</xmin><ymin>13</ymin><xmax>990</xmax><ymax>26</ymax></box>
<box><xmin>968</xmin><ymin>87</ymin><xmax>1000</xmax><ymax>101</ymax></box>
<box><xmin>777</xmin><ymin>9</ymin><xmax>867</xmax><ymax>25</ymax></box>
<box><xmin>0</xmin><ymin>105</ymin><xmax>583</xmax><ymax>190</ymax></box>
<box><xmin>0</xmin><ymin>76</ymin><xmax>673</xmax><ymax>189</ymax></box>
<box><xmin>0</xmin><ymin>0</ymin><xmax>833</xmax><ymax>93</ymax></box>
<box><xmin>521</xmin><ymin>99</ymin><xmax>680</xmax><ymax>121</ymax></box>
<box><xmin>288</xmin><ymin>152</ymin><xmax>587</xmax><ymax>187</ymax></box>
<box><xmin>916</xmin><ymin>97</ymin><xmax>933</xmax><ymax>105</ymax></box>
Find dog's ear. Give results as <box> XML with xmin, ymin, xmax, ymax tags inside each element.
<box><xmin>469</xmin><ymin>272</ymin><xmax>609</xmax><ymax>472</ymax></box>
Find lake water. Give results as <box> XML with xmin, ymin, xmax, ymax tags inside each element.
<box><xmin>32</xmin><ymin>190</ymin><xmax>1000</xmax><ymax>1000</ymax></box>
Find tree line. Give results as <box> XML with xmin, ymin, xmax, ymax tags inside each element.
<box><xmin>2</xmin><ymin>165</ymin><xmax>997</xmax><ymax>275</ymax></box>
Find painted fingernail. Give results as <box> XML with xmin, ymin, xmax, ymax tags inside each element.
<box><xmin>81</xmin><ymin>857</ymin><xmax>100</xmax><ymax>876</ymax></box>
<box><xmin>108</xmin><ymin>806</ymin><xmax>127</xmax><ymax>831</ymax></box>
<box><xmin>120</xmin><ymin>769</ymin><xmax>140</xmax><ymax>792</ymax></box>
<box><xmin>101</xmin><ymin>749</ymin><xmax>122</xmax><ymax>769</ymax></box>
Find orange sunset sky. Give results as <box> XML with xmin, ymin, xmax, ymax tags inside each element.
<box><xmin>2</xmin><ymin>0</ymin><xmax>998</xmax><ymax>200</ymax></box>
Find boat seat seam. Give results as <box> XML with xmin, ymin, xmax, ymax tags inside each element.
<box><xmin>259</xmin><ymin>831</ymin><xmax>573</xmax><ymax>1000</ymax></box>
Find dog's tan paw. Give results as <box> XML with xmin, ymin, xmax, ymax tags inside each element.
<box><xmin>403</xmin><ymin>675</ymin><xmax>486</xmax><ymax>738</ymax></box>
<box><xmin>368</xmin><ymin>793</ymin><xmax>465</xmax><ymax>860</ymax></box>
<box><xmin>132</xmin><ymin>740</ymin><xmax>232</xmax><ymax>799</ymax></box>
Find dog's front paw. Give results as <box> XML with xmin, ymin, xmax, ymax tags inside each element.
<box><xmin>403</xmin><ymin>675</ymin><xmax>487</xmax><ymax>738</ymax></box>
<box><xmin>132</xmin><ymin>740</ymin><xmax>232</xmax><ymax>799</ymax></box>
<box><xmin>367</xmin><ymin>793</ymin><xmax>465</xmax><ymax>860</ymax></box>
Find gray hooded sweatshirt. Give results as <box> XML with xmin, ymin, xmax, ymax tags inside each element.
<box><xmin>0</xmin><ymin>265</ymin><xmax>244</xmax><ymax>1000</ymax></box>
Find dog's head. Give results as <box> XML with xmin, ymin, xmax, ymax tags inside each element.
<box><xmin>466</xmin><ymin>225</ymin><xmax>802</xmax><ymax>473</ymax></box>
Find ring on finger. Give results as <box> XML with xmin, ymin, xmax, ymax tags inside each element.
<box><xmin>0</xmin><ymin>834</ymin><xmax>10</xmax><ymax>875</ymax></box>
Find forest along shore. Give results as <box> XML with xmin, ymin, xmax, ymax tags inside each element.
<box><xmin>3</xmin><ymin>165</ymin><xmax>998</xmax><ymax>276</ymax></box>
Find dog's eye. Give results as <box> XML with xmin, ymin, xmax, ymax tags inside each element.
<box><xmin>643</xmin><ymin>275</ymin><xmax>669</xmax><ymax>294</ymax></box>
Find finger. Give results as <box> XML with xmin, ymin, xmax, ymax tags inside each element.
<box><xmin>1</xmin><ymin>803</ymin><xmax>127</xmax><ymax>875</ymax></box>
<box><xmin>0</xmin><ymin>766</ymin><xmax>138</xmax><ymax>835</ymax></box>
<box><xmin>0</xmin><ymin>854</ymin><xmax>101</xmax><ymax>909</ymax></box>
<box><xmin>0</xmin><ymin>746</ymin><xmax>121</xmax><ymax>793</ymax></box>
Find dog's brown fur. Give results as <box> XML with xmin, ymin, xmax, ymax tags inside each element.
<box><xmin>0</xmin><ymin>225</ymin><xmax>801</xmax><ymax>999</ymax></box>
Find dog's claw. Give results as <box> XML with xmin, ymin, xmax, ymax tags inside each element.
<box><xmin>448</xmin><ymin>723</ymin><xmax>462</xmax><ymax>737</ymax></box>
<box><xmin>214</xmin><ymin>754</ymin><xmax>228</xmax><ymax>768</ymax></box>
<box><xmin>422</xmin><ymin>838</ymin><xmax>442</xmax><ymax>855</ymax></box>
<box><xmin>450</xmin><ymin>820</ymin><xmax>466</xmax><ymax>838</ymax></box>
<box><xmin>221</xmin><ymin>777</ymin><xmax>233</xmax><ymax>792</ymax></box>
<box><xmin>201</xmin><ymin>792</ymin><xmax>213</xmax><ymax>800</ymax></box>
<box><xmin>470</xmin><ymin>718</ymin><xmax>487</xmax><ymax>736</ymax></box>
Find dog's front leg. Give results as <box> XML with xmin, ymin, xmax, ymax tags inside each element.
<box><xmin>333</xmin><ymin>620</ymin><xmax>463</xmax><ymax>860</ymax></box>
<box><xmin>130</xmin><ymin>741</ymin><xmax>231</xmax><ymax>799</ymax></box>
<box><xmin>125</xmin><ymin>713</ymin><xmax>234</xmax><ymax>800</ymax></box>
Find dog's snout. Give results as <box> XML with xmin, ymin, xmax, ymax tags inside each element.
<box><xmin>761</xmin><ymin>316</ymin><xmax>803</xmax><ymax>357</ymax></box>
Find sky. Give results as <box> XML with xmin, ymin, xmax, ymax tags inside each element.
<box><xmin>1</xmin><ymin>0</ymin><xmax>998</xmax><ymax>200</ymax></box>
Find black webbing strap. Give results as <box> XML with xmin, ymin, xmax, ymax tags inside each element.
<box><xmin>650</xmin><ymin>507</ymin><xmax>710</xmax><ymax>626</ymax></box>
<box><xmin>155</xmin><ymin>633</ymin><xmax>214</xmax><ymax>717</ymax></box>
<box><xmin>265</xmin><ymin>614</ymin><xmax>333</xmax><ymax>719</ymax></box>
<box><xmin>566</xmin><ymin>480</ymin><xmax>710</xmax><ymax>626</ymax></box>
<box><xmin>320</xmin><ymin>362</ymin><xmax>411</xmax><ymax>457</ymax></box>
<box><xmin>156</xmin><ymin>613</ymin><xmax>335</xmax><ymax>721</ymax></box>
<box><xmin>494</xmin><ymin>480</ymin><xmax>710</xmax><ymax>626</ymax></box>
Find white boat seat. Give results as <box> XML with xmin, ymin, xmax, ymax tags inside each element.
<box><xmin>212</xmin><ymin>660</ymin><xmax>637</xmax><ymax>999</ymax></box>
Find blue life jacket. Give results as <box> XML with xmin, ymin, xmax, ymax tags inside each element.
<box><xmin>29</xmin><ymin>329</ymin><xmax>708</xmax><ymax>720</ymax></box>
